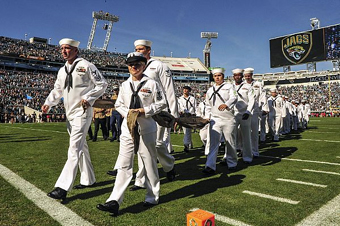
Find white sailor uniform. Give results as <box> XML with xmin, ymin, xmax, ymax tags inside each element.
<box><xmin>250</xmin><ymin>80</ymin><xmax>267</xmax><ymax>157</ymax></box>
<box><xmin>106</xmin><ymin>75</ymin><xmax>166</xmax><ymax>205</ymax></box>
<box><xmin>44</xmin><ymin>57</ymin><xmax>107</xmax><ymax>191</ymax></box>
<box><xmin>134</xmin><ymin>58</ymin><xmax>178</xmax><ymax>188</ymax></box>
<box><xmin>234</xmin><ymin>82</ymin><xmax>255</xmax><ymax>162</ymax></box>
<box><xmin>205</xmin><ymin>82</ymin><xmax>237</xmax><ymax>170</ymax></box>
<box><xmin>178</xmin><ymin>94</ymin><xmax>197</xmax><ymax>148</ymax></box>
<box><xmin>268</xmin><ymin>95</ymin><xmax>286</xmax><ymax>141</ymax></box>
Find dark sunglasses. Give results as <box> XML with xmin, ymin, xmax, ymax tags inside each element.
<box><xmin>128</xmin><ymin>62</ymin><xmax>143</xmax><ymax>67</ymax></box>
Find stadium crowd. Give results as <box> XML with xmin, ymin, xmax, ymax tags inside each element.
<box><xmin>1</xmin><ymin>67</ymin><xmax>340</xmax><ymax>123</ymax></box>
<box><xmin>0</xmin><ymin>36</ymin><xmax>127</xmax><ymax>67</ymax></box>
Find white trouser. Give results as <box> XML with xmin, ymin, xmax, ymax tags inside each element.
<box><xmin>199</xmin><ymin>124</ymin><xmax>209</xmax><ymax>146</ymax></box>
<box><xmin>183</xmin><ymin>127</ymin><xmax>192</xmax><ymax>147</ymax></box>
<box><xmin>235</xmin><ymin>114</ymin><xmax>253</xmax><ymax>162</ymax></box>
<box><xmin>251</xmin><ymin>112</ymin><xmax>260</xmax><ymax>156</ymax></box>
<box><xmin>260</xmin><ymin>114</ymin><xmax>267</xmax><ymax>142</ymax></box>
<box><xmin>134</xmin><ymin>124</ymin><xmax>175</xmax><ymax>188</ymax></box>
<box><xmin>107</xmin><ymin>131</ymin><xmax>159</xmax><ymax>205</ymax></box>
<box><xmin>236</xmin><ymin>126</ymin><xmax>243</xmax><ymax>151</ymax></box>
<box><xmin>269</xmin><ymin>113</ymin><xmax>282</xmax><ymax>141</ymax></box>
<box><xmin>206</xmin><ymin>117</ymin><xmax>237</xmax><ymax>170</ymax></box>
<box><xmin>164</xmin><ymin>127</ymin><xmax>173</xmax><ymax>153</ymax></box>
<box><xmin>292</xmin><ymin>116</ymin><xmax>298</xmax><ymax>130</ymax></box>
<box><xmin>283</xmin><ymin>114</ymin><xmax>290</xmax><ymax>133</ymax></box>
<box><xmin>55</xmin><ymin>115</ymin><xmax>95</xmax><ymax>191</ymax></box>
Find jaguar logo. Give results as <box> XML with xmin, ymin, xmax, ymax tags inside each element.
<box><xmin>282</xmin><ymin>32</ymin><xmax>312</xmax><ymax>64</ymax></box>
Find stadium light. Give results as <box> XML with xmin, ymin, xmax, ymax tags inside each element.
<box><xmin>310</xmin><ymin>18</ymin><xmax>320</xmax><ymax>30</ymax></box>
<box><xmin>87</xmin><ymin>11</ymin><xmax>120</xmax><ymax>51</ymax></box>
<box><xmin>201</xmin><ymin>32</ymin><xmax>218</xmax><ymax>68</ymax></box>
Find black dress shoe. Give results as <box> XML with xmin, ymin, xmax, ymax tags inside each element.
<box><xmin>47</xmin><ymin>187</ymin><xmax>67</xmax><ymax>200</ymax></box>
<box><xmin>202</xmin><ymin>167</ymin><xmax>215</xmax><ymax>175</ymax></box>
<box><xmin>129</xmin><ymin>185</ymin><xmax>145</xmax><ymax>191</ymax></box>
<box><xmin>184</xmin><ymin>145</ymin><xmax>189</xmax><ymax>153</ymax></box>
<box><xmin>166</xmin><ymin>168</ymin><xmax>176</xmax><ymax>182</ymax></box>
<box><xmin>219</xmin><ymin>159</ymin><xmax>227</xmax><ymax>166</ymax></box>
<box><xmin>107</xmin><ymin>170</ymin><xmax>117</xmax><ymax>176</ymax></box>
<box><xmin>228</xmin><ymin>166</ymin><xmax>237</xmax><ymax>171</ymax></box>
<box><xmin>97</xmin><ymin>200</ymin><xmax>119</xmax><ymax>216</ymax></box>
<box><xmin>143</xmin><ymin>201</ymin><xmax>158</xmax><ymax>207</ymax></box>
<box><xmin>243</xmin><ymin>161</ymin><xmax>252</xmax><ymax>164</ymax></box>
<box><xmin>73</xmin><ymin>183</ymin><xmax>96</xmax><ymax>189</ymax></box>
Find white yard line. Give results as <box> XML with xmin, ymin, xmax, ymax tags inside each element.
<box><xmin>336</xmin><ymin>156</ymin><xmax>340</xmax><ymax>159</ymax></box>
<box><xmin>276</xmin><ymin>178</ymin><xmax>327</xmax><ymax>188</ymax></box>
<box><xmin>304</xmin><ymin>131</ymin><xmax>336</xmax><ymax>134</ymax></box>
<box><xmin>3</xmin><ymin>125</ymin><xmax>67</xmax><ymax>134</ymax></box>
<box><xmin>261</xmin><ymin>155</ymin><xmax>340</xmax><ymax>166</ymax></box>
<box><xmin>300</xmin><ymin>138</ymin><xmax>340</xmax><ymax>143</ymax></box>
<box><xmin>302</xmin><ymin>169</ymin><xmax>340</xmax><ymax>176</ymax></box>
<box><xmin>0</xmin><ymin>163</ymin><xmax>93</xmax><ymax>226</ymax></box>
<box><xmin>242</xmin><ymin>190</ymin><xmax>299</xmax><ymax>205</ymax></box>
<box><xmin>189</xmin><ymin>208</ymin><xmax>253</xmax><ymax>226</ymax></box>
<box><xmin>315</xmin><ymin>127</ymin><xmax>338</xmax><ymax>130</ymax></box>
<box><xmin>296</xmin><ymin>193</ymin><xmax>340</xmax><ymax>226</ymax></box>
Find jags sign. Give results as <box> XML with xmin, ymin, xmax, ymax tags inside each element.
<box><xmin>270</xmin><ymin>27</ymin><xmax>325</xmax><ymax>68</ymax></box>
<box><xmin>281</xmin><ymin>33</ymin><xmax>312</xmax><ymax>64</ymax></box>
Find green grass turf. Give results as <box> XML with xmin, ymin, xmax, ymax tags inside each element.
<box><xmin>0</xmin><ymin>117</ymin><xmax>339</xmax><ymax>226</ymax></box>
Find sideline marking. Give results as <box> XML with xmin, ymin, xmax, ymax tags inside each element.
<box><xmin>189</xmin><ymin>208</ymin><xmax>253</xmax><ymax>226</ymax></box>
<box><xmin>261</xmin><ymin>155</ymin><xmax>340</xmax><ymax>166</ymax></box>
<box><xmin>296</xmin><ymin>193</ymin><xmax>340</xmax><ymax>226</ymax></box>
<box><xmin>3</xmin><ymin>125</ymin><xmax>67</xmax><ymax>134</ymax></box>
<box><xmin>300</xmin><ymin>138</ymin><xmax>340</xmax><ymax>143</ymax></box>
<box><xmin>242</xmin><ymin>190</ymin><xmax>299</xmax><ymax>205</ymax></box>
<box><xmin>276</xmin><ymin>178</ymin><xmax>327</xmax><ymax>188</ymax></box>
<box><xmin>316</xmin><ymin>127</ymin><xmax>338</xmax><ymax>130</ymax></box>
<box><xmin>337</xmin><ymin>156</ymin><xmax>340</xmax><ymax>159</ymax></box>
<box><xmin>304</xmin><ymin>131</ymin><xmax>335</xmax><ymax>134</ymax></box>
<box><xmin>302</xmin><ymin>169</ymin><xmax>340</xmax><ymax>176</ymax></box>
<box><xmin>0</xmin><ymin>163</ymin><xmax>93</xmax><ymax>226</ymax></box>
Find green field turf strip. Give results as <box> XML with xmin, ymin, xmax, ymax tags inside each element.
<box><xmin>0</xmin><ymin>118</ymin><xmax>339</xmax><ymax>226</ymax></box>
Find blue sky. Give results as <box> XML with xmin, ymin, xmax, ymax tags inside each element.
<box><xmin>1</xmin><ymin>0</ymin><xmax>340</xmax><ymax>74</ymax></box>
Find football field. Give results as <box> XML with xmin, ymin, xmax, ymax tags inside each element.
<box><xmin>0</xmin><ymin>118</ymin><xmax>339</xmax><ymax>226</ymax></box>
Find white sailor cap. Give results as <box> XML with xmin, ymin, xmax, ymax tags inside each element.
<box><xmin>232</xmin><ymin>68</ymin><xmax>244</xmax><ymax>74</ymax></box>
<box><xmin>270</xmin><ymin>88</ymin><xmax>277</xmax><ymax>93</ymax></box>
<box><xmin>59</xmin><ymin>38</ymin><xmax>80</xmax><ymax>48</ymax></box>
<box><xmin>211</xmin><ymin>67</ymin><xmax>225</xmax><ymax>75</ymax></box>
<box><xmin>243</xmin><ymin>67</ymin><xmax>254</xmax><ymax>74</ymax></box>
<box><xmin>301</xmin><ymin>99</ymin><xmax>306</xmax><ymax>103</ymax></box>
<box><xmin>134</xmin><ymin>39</ymin><xmax>152</xmax><ymax>47</ymax></box>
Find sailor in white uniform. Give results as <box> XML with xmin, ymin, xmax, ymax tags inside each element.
<box><xmin>130</xmin><ymin>39</ymin><xmax>178</xmax><ymax>191</ymax></box>
<box><xmin>267</xmin><ymin>88</ymin><xmax>286</xmax><ymax>141</ymax></box>
<box><xmin>178</xmin><ymin>85</ymin><xmax>197</xmax><ymax>152</ymax></box>
<box><xmin>233</xmin><ymin>68</ymin><xmax>255</xmax><ymax>163</ymax></box>
<box><xmin>203</xmin><ymin>68</ymin><xmax>237</xmax><ymax>174</ymax></box>
<box><xmin>42</xmin><ymin>38</ymin><xmax>107</xmax><ymax>200</ymax></box>
<box><xmin>97</xmin><ymin>52</ymin><xmax>167</xmax><ymax>216</ymax></box>
<box><xmin>243</xmin><ymin>68</ymin><xmax>267</xmax><ymax>157</ymax></box>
